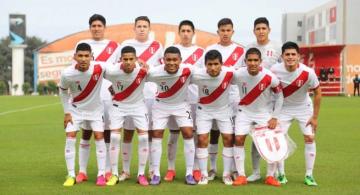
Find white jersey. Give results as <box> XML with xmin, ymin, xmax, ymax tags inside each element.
<box><xmin>271</xmin><ymin>63</ymin><xmax>319</xmax><ymax>109</ymax></box>
<box><xmin>245</xmin><ymin>40</ymin><xmax>282</xmax><ymax>69</ymax></box>
<box><xmin>174</xmin><ymin>44</ymin><xmax>205</xmax><ymax>104</ymax></box>
<box><xmin>76</xmin><ymin>39</ymin><xmax>121</xmax><ymax>101</ymax></box>
<box><xmin>59</xmin><ymin>62</ymin><xmax>105</xmax><ymax>119</ymax></box>
<box><xmin>232</xmin><ymin>67</ymin><xmax>282</xmax><ymax>115</ymax></box>
<box><xmin>191</xmin><ymin>67</ymin><xmax>234</xmax><ymax>111</ymax></box>
<box><xmin>147</xmin><ymin>64</ymin><xmax>193</xmax><ymax>108</ymax></box>
<box><xmin>104</xmin><ymin>63</ymin><xmax>147</xmax><ymax>107</ymax></box>
<box><xmin>122</xmin><ymin>38</ymin><xmax>163</xmax><ymax>99</ymax></box>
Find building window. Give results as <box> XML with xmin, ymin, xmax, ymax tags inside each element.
<box><xmin>297</xmin><ymin>35</ymin><xmax>302</xmax><ymax>42</ymax></box>
<box><xmin>297</xmin><ymin>21</ymin><xmax>302</xmax><ymax>27</ymax></box>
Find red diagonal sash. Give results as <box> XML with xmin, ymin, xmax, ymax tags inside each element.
<box><xmin>223</xmin><ymin>46</ymin><xmax>244</xmax><ymax>67</ymax></box>
<box><xmin>113</xmin><ymin>68</ymin><xmax>147</xmax><ymax>101</ymax></box>
<box><xmin>95</xmin><ymin>41</ymin><xmax>118</xmax><ymax>62</ymax></box>
<box><xmin>157</xmin><ymin>68</ymin><xmax>191</xmax><ymax>98</ymax></box>
<box><xmin>199</xmin><ymin>71</ymin><xmax>233</xmax><ymax>104</ymax></box>
<box><xmin>184</xmin><ymin>48</ymin><xmax>204</xmax><ymax>65</ymax></box>
<box><xmin>138</xmin><ymin>41</ymin><xmax>160</xmax><ymax>62</ymax></box>
<box><xmin>73</xmin><ymin>64</ymin><xmax>102</xmax><ymax>103</ymax></box>
<box><xmin>283</xmin><ymin>71</ymin><xmax>309</xmax><ymax>98</ymax></box>
<box><xmin>239</xmin><ymin>74</ymin><xmax>272</xmax><ymax>105</ymax></box>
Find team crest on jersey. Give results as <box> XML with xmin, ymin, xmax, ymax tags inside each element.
<box><xmin>180</xmin><ymin>76</ymin><xmax>186</xmax><ymax>83</ymax></box>
<box><xmin>107</xmin><ymin>47</ymin><xmax>113</xmax><ymax>54</ymax></box>
<box><xmin>296</xmin><ymin>80</ymin><xmax>304</xmax><ymax>87</ymax></box>
<box><xmin>232</xmin><ymin>53</ymin><xmax>238</xmax><ymax>61</ymax></box>
<box><xmin>259</xmin><ymin>83</ymin><xmax>266</xmax><ymax>91</ymax></box>
<box><xmin>150</xmin><ymin>47</ymin><xmax>155</xmax><ymax>54</ymax></box>
<box><xmin>93</xmin><ymin>74</ymin><xmax>99</xmax><ymax>81</ymax></box>
<box><xmin>222</xmin><ymin>81</ymin><xmax>228</xmax><ymax>89</ymax></box>
<box><xmin>192</xmin><ymin>54</ymin><xmax>198</xmax><ymax>61</ymax></box>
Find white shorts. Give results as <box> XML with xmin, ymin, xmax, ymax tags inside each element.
<box><xmin>279</xmin><ymin>106</ymin><xmax>314</xmax><ymax>136</ymax></box>
<box><xmin>124</xmin><ymin>98</ymin><xmax>153</xmax><ymax>130</ymax></box>
<box><xmin>66</xmin><ymin>119</ymin><xmax>104</xmax><ymax>133</ymax></box>
<box><xmin>235</xmin><ymin>111</ymin><xmax>271</xmax><ymax>135</ymax></box>
<box><xmin>167</xmin><ymin>103</ymin><xmax>197</xmax><ymax>130</ymax></box>
<box><xmin>103</xmin><ymin>100</ymin><xmax>112</xmax><ymax>130</ymax></box>
<box><xmin>109</xmin><ymin>103</ymin><xmax>149</xmax><ymax>131</ymax></box>
<box><xmin>196</xmin><ymin>105</ymin><xmax>233</xmax><ymax>135</ymax></box>
<box><xmin>152</xmin><ymin>102</ymin><xmax>193</xmax><ymax>130</ymax></box>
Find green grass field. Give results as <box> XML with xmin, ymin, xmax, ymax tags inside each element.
<box><xmin>0</xmin><ymin>96</ymin><xmax>359</xmax><ymax>194</ymax></box>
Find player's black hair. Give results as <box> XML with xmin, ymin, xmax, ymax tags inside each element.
<box><xmin>164</xmin><ymin>46</ymin><xmax>181</xmax><ymax>57</ymax></box>
<box><xmin>282</xmin><ymin>41</ymin><xmax>300</xmax><ymax>54</ymax></box>
<box><xmin>217</xmin><ymin>18</ymin><xmax>233</xmax><ymax>28</ymax></box>
<box><xmin>178</xmin><ymin>20</ymin><xmax>195</xmax><ymax>32</ymax></box>
<box><xmin>121</xmin><ymin>46</ymin><xmax>136</xmax><ymax>55</ymax></box>
<box><xmin>76</xmin><ymin>43</ymin><xmax>92</xmax><ymax>53</ymax></box>
<box><xmin>135</xmin><ymin>16</ymin><xmax>151</xmax><ymax>26</ymax></box>
<box><xmin>254</xmin><ymin>17</ymin><xmax>269</xmax><ymax>28</ymax></box>
<box><xmin>245</xmin><ymin>47</ymin><xmax>262</xmax><ymax>59</ymax></box>
<box><xmin>89</xmin><ymin>14</ymin><xmax>106</xmax><ymax>26</ymax></box>
<box><xmin>205</xmin><ymin>50</ymin><xmax>223</xmax><ymax>64</ymax></box>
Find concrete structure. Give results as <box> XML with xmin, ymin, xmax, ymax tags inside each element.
<box><xmin>9</xmin><ymin>44</ymin><xmax>27</xmax><ymax>95</ymax></box>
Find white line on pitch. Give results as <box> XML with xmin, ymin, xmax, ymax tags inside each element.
<box><xmin>0</xmin><ymin>102</ymin><xmax>60</xmax><ymax>116</ymax></box>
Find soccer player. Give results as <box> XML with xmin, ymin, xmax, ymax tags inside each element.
<box><xmin>192</xmin><ymin>50</ymin><xmax>235</xmax><ymax>185</ymax></box>
<box><xmin>246</xmin><ymin>17</ymin><xmax>282</xmax><ymax>182</ymax></box>
<box><xmin>271</xmin><ymin>41</ymin><xmax>321</xmax><ymax>186</ymax></box>
<box><xmin>104</xmin><ymin>46</ymin><xmax>150</xmax><ymax>186</ymax></box>
<box><xmin>204</xmin><ymin>18</ymin><xmax>244</xmax><ymax>180</ymax></box>
<box><xmin>147</xmin><ymin>46</ymin><xmax>196</xmax><ymax>185</ymax></box>
<box><xmin>60</xmin><ymin>43</ymin><xmax>107</xmax><ymax>186</ymax></box>
<box><xmin>232</xmin><ymin>48</ymin><xmax>283</xmax><ymax>187</ymax></box>
<box><xmin>75</xmin><ymin>14</ymin><xmax>121</xmax><ymax>183</ymax></box>
<box><xmin>164</xmin><ymin>20</ymin><xmax>204</xmax><ymax>182</ymax></box>
<box><xmin>119</xmin><ymin>16</ymin><xmax>163</xmax><ymax>181</ymax></box>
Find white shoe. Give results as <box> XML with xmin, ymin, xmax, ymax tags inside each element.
<box><xmin>207</xmin><ymin>170</ymin><xmax>217</xmax><ymax>181</ymax></box>
<box><xmin>118</xmin><ymin>171</ymin><xmax>130</xmax><ymax>181</ymax></box>
<box><xmin>247</xmin><ymin>173</ymin><xmax>261</xmax><ymax>182</ymax></box>
<box><xmin>198</xmin><ymin>176</ymin><xmax>208</xmax><ymax>185</ymax></box>
<box><xmin>222</xmin><ymin>175</ymin><xmax>233</xmax><ymax>185</ymax></box>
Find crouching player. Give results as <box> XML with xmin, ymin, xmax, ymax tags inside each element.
<box><xmin>104</xmin><ymin>46</ymin><xmax>150</xmax><ymax>186</ymax></box>
<box><xmin>232</xmin><ymin>48</ymin><xmax>283</xmax><ymax>187</ymax></box>
<box><xmin>60</xmin><ymin>43</ymin><xmax>107</xmax><ymax>186</ymax></box>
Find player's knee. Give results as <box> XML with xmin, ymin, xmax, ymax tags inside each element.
<box><xmin>152</xmin><ymin>130</ymin><xmax>164</xmax><ymax>138</ymax></box>
<box><xmin>222</xmin><ymin>134</ymin><xmax>233</xmax><ymax>147</ymax></box>
<box><xmin>234</xmin><ymin>135</ymin><xmax>246</xmax><ymax>146</ymax></box>
<box><xmin>123</xmin><ymin>129</ymin><xmax>134</xmax><ymax>143</ymax></box>
<box><xmin>304</xmin><ymin>135</ymin><xmax>315</xmax><ymax>143</ymax></box>
<box><xmin>82</xmin><ymin>129</ymin><xmax>92</xmax><ymax>140</ymax></box>
<box><xmin>93</xmin><ymin>132</ymin><xmax>104</xmax><ymax>140</ymax></box>
<box><xmin>197</xmin><ymin>134</ymin><xmax>209</xmax><ymax>147</ymax></box>
<box><xmin>181</xmin><ymin>127</ymin><xmax>193</xmax><ymax>139</ymax></box>
<box><xmin>66</xmin><ymin>132</ymin><xmax>77</xmax><ymax>138</ymax></box>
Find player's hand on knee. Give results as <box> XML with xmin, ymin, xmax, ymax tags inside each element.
<box><xmin>306</xmin><ymin>116</ymin><xmax>318</xmax><ymax>134</ymax></box>
<box><xmin>267</xmin><ymin>118</ymin><xmax>278</xmax><ymax>129</ymax></box>
<box><xmin>64</xmin><ymin>113</ymin><xmax>73</xmax><ymax>128</ymax></box>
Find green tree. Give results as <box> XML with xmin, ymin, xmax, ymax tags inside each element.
<box><xmin>0</xmin><ymin>80</ymin><xmax>7</xmax><ymax>95</ymax></box>
<box><xmin>47</xmin><ymin>80</ymin><xmax>58</xmax><ymax>94</ymax></box>
<box><xmin>37</xmin><ymin>83</ymin><xmax>46</xmax><ymax>95</ymax></box>
<box><xmin>22</xmin><ymin>82</ymin><xmax>32</xmax><ymax>95</ymax></box>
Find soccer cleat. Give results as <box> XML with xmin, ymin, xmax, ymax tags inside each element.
<box><xmin>247</xmin><ymin>173</ymin><xmax>261</xmax><ymax>182</ymax></box>
<box><xmin>105</xmin><ymin>172</ymin><xmax>112</xmax><ymax>182</ymax></box>
<box><xmin>193</xmin><ymin>170</ymin><xmax>202</xmax><ymax>182</ymax></box>
<box><xmin>96</xmin><ymin>175</ymin><xmax>106</xmax><ymax>186</ymax></box>
<box><xmin>75</xmin><ymin>172</ymin><xmax>88</xmax><ymax>183</ymax></box>
<box><xmin>207</xmin><ymin>169</ymin><xmax>217</xmax><ymax>181</ymax></box>
<box><xmin>150</xmin><ymin>175</ymin><xmax>161</xmax><ymax>185</ymax></box>
<box><xmin>63</xmin><ymin>176</ymin><xmax>76</xmax><ymax>187</ymax></box>
<box><xmin>118</xmin><ymin>171</ymin><xmax>131</xmax><ymax>181</ymax></box>
<box><xmin>185</xmin><ymin>175</ymin><xmax>197</xmax><ymax>185</ymax></box>
<box><xmin>222</xmin><ymin>175</ymin><xmax>233</xmax><ymax>185</ymax></box>
<box><xmin>106</xmin><ymin>175</ymin><xmax>119</xmax><ymax>186</ymax></box>
<box><xmin>277</xmin><ymin>174</ymin><xmax>288</xmax><ymax>184</ymax></box>
<box><xmin>233</xmin><ymin>176</ymin><xmax>247</xmax><ymax>186</ymax></box>
<box><xmin>265</xmin><ymin>176</ymin><xmax>281</xmax><ymax>187</ymax></box>
<box><xmin>198</xmin><ymin>175</ymin><xmax>208</xmax><ymax>185</ymax></box>
<box><xmin>231</xmin><ymin>171</ymin><xmax>239</xmax><ymax>181</ymax></box>
<box><xmin>304</xmin><ymin>175</ymin><xmax>318</xmax><ymax>186</ymax></box>
<box><xmin>164</xmin><ymin>170</ymin><xmax>176</xmax><ymax>181</ymax></box>
<box><xmin>137</xmin><ymin>175</ymin><xmax>149</xmax><ymax>186</ymax></box>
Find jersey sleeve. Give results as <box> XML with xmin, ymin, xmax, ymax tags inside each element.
<box><xmin>270</xmin><ymin>73</ymin><xmax>282</xmax><ymax>94</ymax></box>
<box><xmin>59</xmin><ymin>72</ymin><xmax>71</xmax><ymax>113</ymax></box>
<box><xmin>308</xmin><ymin>69</ymin><xmax>320</xmax><ymax>89</ymax></box>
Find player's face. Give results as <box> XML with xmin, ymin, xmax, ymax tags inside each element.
<box><xmin>179</xmin><ymin>25</ymin><xmax>194</xmax><ymax>46</ymax></box>
<box><xmin>254</xmin><ymin>23</ymin><xmax>270</xmax><ymax>44</ymax></box>
<box><xmin>74</xmin><ymin>50</ymin><xmax>92</xmax><ymax>72</ymax></box>
<box><xmin>206</xmin><ymin>58</ymin><xmax>222</xmax><ymax>77</ymax></box>
<box><xmin>282</xmin><ymin>49</ymin><xmax>300</xmax><ymax>69</ymax></box>
<box><xmin>134</xmin><ymin>20</ymin><xmax>150</xmax><ymax>42</ymax></box>
<box><xmin>245</xmin><ymin>53</ymin><xmax>262</xmax><ymax>75</ymax></box>
<box><xmin>164</xmin><ymin>53</ymin><xmax>181</xmax><ymax>74</ymax></box>
<box><xmin>90</xmin><ymin>20</ymin><xmax>105</xmax><ymax>41</ymax></box>
<box><xmin>217</xmin><ymin>24</ymin><xmax>234</xmax><ymax>45</ymax></box>
<box><xmin>121</xmin><ymin>52</ymin><xmax>137</xmax><ymax>73</ymax></box>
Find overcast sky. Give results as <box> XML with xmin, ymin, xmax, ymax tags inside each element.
<box><xmin>1</xmin><ymin>0</ymin><xmax>330</xmax><ymax>45</ymax></box>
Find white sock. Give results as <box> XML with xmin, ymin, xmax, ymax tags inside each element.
<box><xmin>122</xmin><ymin>142</ymin><xmax>132</xmax><ymax>174</ymax></box>
<box><xmin>109</xmin><ymin>133</ymin><xmax>121</xmax><ymax>176</ymax></box>
<box><xmin>79</xmin><ymin>139</ymin><xmax>90</xmax><ymax>174</ymax></box>
<box><xmin>222</xmin><ymin>147</ymin><xmax>233</xmax><ymax>177</ymax></box>
<box><xmin>148</xmin><ymin>141</ymin><xmax>153</xmax><ymax>173</ymax></box>
<box><xmin>95</xmin><ymin>139</ymin><xmax>106</xmax><ymax>177</ymax></box>
<box><xmin>138</xmin><ymin>133</ymin><xmax>149</xmax><ymax>176</ymax></box>
<box><xmin>184</xmin><ymin>138</ymin><xmax>195</xmax><ymax>176</ymax></box>
<box><xmin>167</xmin><ymin>132</ymin><xmax>179</xmax><ymax>170</ymax></box>
<box><xmin>65</xmin><ymin>137</ymin><xmax>76</xmax><ymax>177</ymax></box>
<box><xmin>193</xmin><ymin>135</ymin><xmax>200</xmax><ymax>170</ymax></box>
<box><xmin>233</xmin><ymin>146</ymin><xmax>245</xmax><ymax>176</ymax></box>
<box><xmin>208</xmin><ymin>144</ymin><xmax>218</xmax><ymax>171</ymax></box>
<box><xmin>105</xmin><ymin>143</ymin><xmax>111</xmax><ymax>173</ymax></box>
<box><xmin>266</xmin><ymin>163</ymin><xmax>276</xmax><ymax>177</ymax></box>
<box><xmin>150</xmin><ymin>138</ymin><xmax>162</xmax><ymax>176</ymax></box>
<box><xmin>251</xmin><ymin>142</ymin><xmax>261</xmax><ymax>175</ymax></box>
<box><xmin>305</xmin><ymin>142</ymin><xmax>316</xmax><ymax>176</ymax></box>
<box><xmin>196</xmin><ymin>148</ymin><xmax>208</xmax><ymax>177</ymax></box>
<box><xmin>277</xmin><ymin>160</ymin><xmax>285</xmax><ymax>175</ymax></box>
